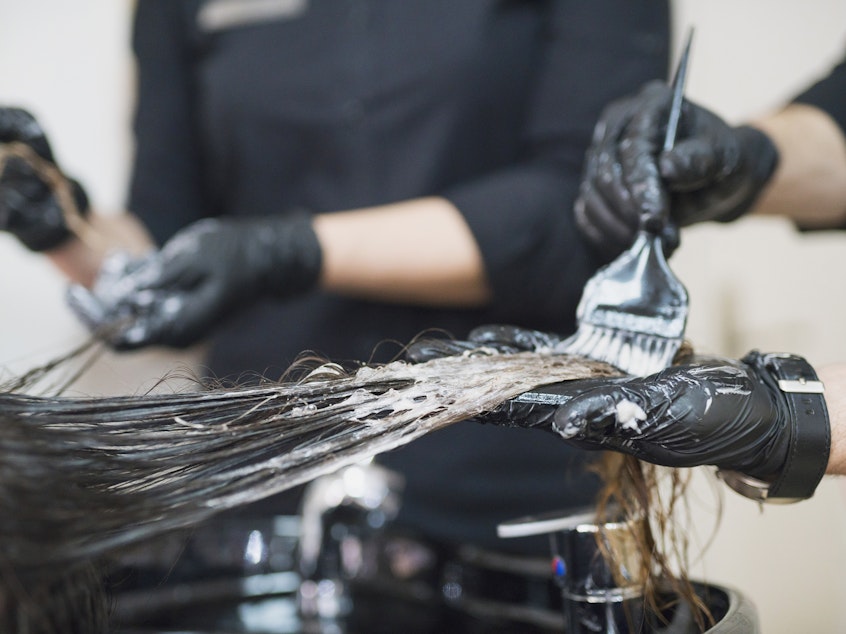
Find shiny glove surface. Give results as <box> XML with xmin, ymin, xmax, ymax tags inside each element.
<box><xmin>406</xmin><ymin>324</ymin><xmax>583</xmax><ymax>429</ymax></box>
<box><xmin>550</xmin><ymin>352</ymin><xmax>792</xmax><ymax>478</ymax></box>
<box><xmin>575</xmin><ymin>81</ymin><xmax>779</xmax><ymax>260</ymax></box>
<box><xmin>406</xmin><ymin>324</ymin><xmax>567</xmax><ymax>363</ymax></box>
<box><xmin>409</xmin><ymin>328</ymin><xmax>793</xmax><ymax>478</ymax></box>
<box><xmin>0</xmin><ymin>107</ymin><xmax>89</xmax><ymax>251</ymax></box>
<box><xmin>66</xmin><ymin>214</ymin><xmax>321</xmax><ymax>349</ymax></box>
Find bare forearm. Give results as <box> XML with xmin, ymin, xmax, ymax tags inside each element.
<box><xmin>749</xmin><ymin>104</ymin><xmax>846</xmax><ymax>228</ymax></box>
<box><xmin>54</xmin><ymin>198</ymin><xmax>491</xmax><ymax>316</ymax></box>
<box><xmin>313</xmin><ymin>196</ymin><xmax>492</xmax><ymax>307</ymax></box>
<box><xmin>818</xmin><ymin>364</ymin><xmax>846</xmax><ymax>476</ymax></box>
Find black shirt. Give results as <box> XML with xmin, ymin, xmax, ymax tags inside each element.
<box><xmin>129</xmin><ymin>0</ymin><xmax>669</xmax><ymax>551</ymax></box>
<box><xmin>794</xmin><ymin>52</ymin><xmax>846</xmax><ymax>137</ymax></box>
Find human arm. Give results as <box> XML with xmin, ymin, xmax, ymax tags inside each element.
<box><xmin>313</xmin><ymin>197</ymin><xmax>489</xmax><ymax>306</ymax></box>
<box><xmin>519</xmin><ymin>353</ymin><xmax>840</xmax><ymax>500</ymax></box>
<box><xmin>766</xmin><ymin>55</ymin><xmax>846</xmax><ymax>227</ymax></box>
<box><xmin>818</xmin><ymin>363</ymin><xmax>846</xmax><ymax>475</ymax></box>
<box><xmin>0</xmin><ymin>106</ymin><xmax>153</xmax><ymax>286</ymax></box>
<box><xmin>546</xmin><ymin>354</ymin><xmax>845</xmax><ymax>501</ymax></box>
<box><xmin>750</xmin><ymin>104</ymin><xmax>846</xmax><ymax>227</ymax></box>
<box><xmin>67</xmin><ymin>198</ymin><xmax>487</xmax><ymax>349</ymax></box>
<box><xmin>549</xmin><ymin>352</ymin><xmax>833</xmax><ymax>491</ymax></box>
<box><xmin>575</xmin><ymin>54</ymin><xmax>846</xmax><ymax>257</ymax></box>
<box><xmin>409</xmin><ymin>325</ymin><xmax>842</xmax><ymax>500</ymax></box>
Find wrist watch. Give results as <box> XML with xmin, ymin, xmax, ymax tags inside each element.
<box><xmin>717</xmin><ymin>352</ymin><xmax>830</xmax><ymax>504</ymax></box>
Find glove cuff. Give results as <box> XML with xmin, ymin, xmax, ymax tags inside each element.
<box><xmin>719</xmin><ymin>351</ymin><xmax>830</xmax><ymax>503</ymax></box>
<box><xmin>258</xmin><ymin>211</ymin><xmax>323</xmax><ymax>297</ymax></box>
<box><xmin>713</xmin><ymin>125</ymin><xmax>779</xmax><ymax>224</ymax></box>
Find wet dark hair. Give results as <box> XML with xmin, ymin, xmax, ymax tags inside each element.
<box><xmin>591</xmin><ymin>341</ymin><xmax>716</xmax><ymax>630</ymax></box>
<box><xmin>0</xmin><ymin>340</ymin><xmax>626</xmax><ymax>633</ymax></box>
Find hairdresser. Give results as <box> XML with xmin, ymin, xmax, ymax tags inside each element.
<box><xmin>0</xmin><ymin>1</ymin><xmax>670</xmax><ymax>630</ymax></box>
<box><xmin>437</xmin><ymin>49</ymin><xmax>846</xmax><ymax>503</ymax></box>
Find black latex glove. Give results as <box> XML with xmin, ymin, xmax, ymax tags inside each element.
<box><xmin>406</xmin><ymin>324</ymin><xmax>567</xmax><ymax>363</ymax></box>
<box><xmin>545</xmin><ymin>351</ymin><xmax>803</xmax><ymax>479</ymax></box>
<box><xmin>66</xmin><ymin>213</ymin><xmax>322</xmax><ymax>349</ymax></box>
<box><xmin>408</xmin><ymin>328</ymin><xmax>802</xmax><ymax>482</ymax></box>
<box><xmin>406</xmin><ymin>324</ymin><xmax>586</xmax><ymax>428</ymax></box>
<box><xmin>574</xmin><ymin>81</ymin><xmax>779</xmax><ymax>260</ymax></box>
<box><xmin>0</xmin><ymin>107</ymin><xmax>89</xmax><ymax>251</ymax></box>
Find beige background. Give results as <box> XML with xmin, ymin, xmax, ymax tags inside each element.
<box><xmin>2</xmin><ymin>1</ymin><xmax>846</xmax><ymax>631</ymax></box>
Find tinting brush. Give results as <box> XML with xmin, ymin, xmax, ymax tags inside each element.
<box><xmin>557</xmin><ymin>29</ymin><xmax>694</xmax><ymax>376</ymax></box>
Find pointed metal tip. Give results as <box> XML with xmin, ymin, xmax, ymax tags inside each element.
<box><xmin>664</xmin><ymin>27</ymin><xmax>695</xmax><ymax>152</ymax></box>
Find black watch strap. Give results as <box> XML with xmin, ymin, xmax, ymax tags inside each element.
<box><xmin>759</xmin><ymin>352</ymin><xmax>830</xmax><ymax>500</ymax></box>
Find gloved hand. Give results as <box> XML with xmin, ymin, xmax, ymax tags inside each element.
<box><xmin>406</xmin><ymin>324</ymin><xmax>588</xmax><ymax>429</ymax></box>
<box><xmin>505</xmin><ymin>351</ymin><xmax>828</xmax><ymax>506</ymax></box>
<box><xmin>65</xmin><ymin>249</ymin><xmax>159</xmax><ymax>345</ymax></box>
<box><xmin>575</xmin><ymin>81</ymin><xmax>779</xmax><ymax>260</ymax></box>
<box><xmin>551</xmin><ymin>353</ymin><xmax>799</xmax><ymax>477</ymax></box>
<box><xmin>453</xmin><ymin>346</ymin><xmax>793</xmax><ymax>477</ymax></box>
<box><xmin>406</xmin><ymin>323</ymin><xmax>566</xmax><ymax>363</ymax></box>
<box><xmin>66</xmin><ymin>213</ymin><xmax>322</xmax><ymax>349</ymax></box>
<box><xmin>409</xmin><ymin>327</ymin><xmax>829</xmax><ymax>496</ymax></box>
<box><xmin>0</xmin><ymin>107</ymin><xmax>90</xmax><ymax>251</ymax></box>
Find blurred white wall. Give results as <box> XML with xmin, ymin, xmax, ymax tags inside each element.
<box><xmin>1</xmin><ymin>1</ymin><xmax>846</xmax><ymax>631</ymax></box>
<box><xmin>671</xmin><ymin>2</ymin><xmax>846</xmax><ymax>633</ymax></box>
<box><xmin>0</xmin><ymin>0</ymin><xmax>203</xmax><ymax>394</ymax></box>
